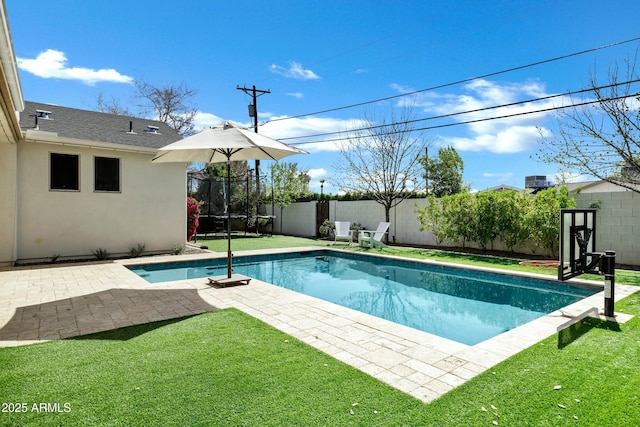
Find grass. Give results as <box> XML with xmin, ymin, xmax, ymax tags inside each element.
<box><xmin>2</xmin><ymin>234</ymin><xmax>639</xmax><ymax>425</ymax></box>
<box><xmin>2</xmin><ymin>297</ymin><xmax>640</xmax><ymax>426</ymax></box>
<box><xmin>0</xmin><ymin>310</ymin><xmax>425</xmax><ymax>426</ymax></box>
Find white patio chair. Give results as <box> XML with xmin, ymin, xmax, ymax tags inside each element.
<box><xmin>359</xmin><ymin>222</ymin><xmax>390</xmax><ymax>248</ymax></box>
<box><xmin>334</xmin><ymin>221</ymin><xmax>353</xmax><ymax>245</ymax></box>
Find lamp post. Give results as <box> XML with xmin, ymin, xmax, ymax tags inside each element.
<box><xmin>320</xmin><ymin>179</ymin><xmax>325</xmax><ymax>198</ymax></box>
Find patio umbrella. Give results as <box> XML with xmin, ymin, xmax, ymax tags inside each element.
<box><xmin>152</xmin><ymin>121</ymin><xmax>307</xmax><ymax>283</ymax></box>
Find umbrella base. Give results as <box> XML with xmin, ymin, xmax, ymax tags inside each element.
<box><xmin>207</xmin><ymin>274</ymin><xmax>251</xmax><ymax>288</ymax></box>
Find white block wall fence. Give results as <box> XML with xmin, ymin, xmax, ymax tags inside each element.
<box><xmin>272</xmin><ymin>191</ymin><xmax>640</xmax><ymax>266</ymax></box>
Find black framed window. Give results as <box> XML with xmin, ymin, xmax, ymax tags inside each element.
<box><xmin>95</xmin><ymin>156</ymin><xmax>120</xmax><ymax>192</ymax></box>
<box><xmin>50</xmin><ymin>153</ymin><xmax>79</xmax><ymax>190</ymax></box>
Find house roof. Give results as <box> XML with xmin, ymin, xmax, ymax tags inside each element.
<box><xmin>477</xmin><ymin>184</ymin><xmax>524</xmax><ymax>193</ymax></box>
<box><xmin>19</xmin><ymin>101</ymin><xmax>182</xmax><ymax>149</ymax></box>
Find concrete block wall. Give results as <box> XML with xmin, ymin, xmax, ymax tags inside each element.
<box><xmin>278</xmin><ymin>192</ymin><xmax>640</xmax><ymax>266</ymax></box>
<box><xmin>576</xmin><ymin>191</ymin><xmax>640</xmax><ymax>266</ymax></box>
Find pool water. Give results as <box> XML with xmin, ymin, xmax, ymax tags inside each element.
<box><xmin>129</xmin><ymin>251</ymin><xmax>598</xmax><ymax>345</ymax></box>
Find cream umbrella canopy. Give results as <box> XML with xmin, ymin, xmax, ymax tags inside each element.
<box><xmin>152</xmin><ymin>121</ymin><xmax>308</xmax><ymax>282</ymax></box>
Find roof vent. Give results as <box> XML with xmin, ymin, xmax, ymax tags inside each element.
<box><xmin>36</xmin><ymin>109</ymin><xmax>52</xmax><ymax>119</ymax></box>
<box><xmin>126</xmin><ymin>120</ymin><xmax>137</xmax><ymax>134</ymax></box>
<box><xmin>147</xmin><ymin>125</ymin><xmax>160</xmax><ymax>135</ymax></box>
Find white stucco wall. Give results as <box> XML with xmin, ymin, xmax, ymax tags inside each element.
<box><xmin>278</xmin><ymin>192</ymin><xmax>640</xmax><ymax>266</ymax></box>
<box><xmin>272</xmin><ymin>201</ymin><xmax>316</xmax><ymax>236</ymax></box>
<box><xmin>0</xmin><ymin>142</ymin><xmax>18</xmax><ymax>266</ymax></box>
<box><xmin>16</xmin><ymin>141</ymin><xmax>186</xmax><ymax>261</ymax></box>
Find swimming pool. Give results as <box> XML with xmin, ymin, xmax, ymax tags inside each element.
<box><xmin>129</xmin><ymin>250</ymin><xmax>598</xmax><ymax>345</ymax></box>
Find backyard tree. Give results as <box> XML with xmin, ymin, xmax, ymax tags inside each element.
<box><xmin>95</xmin><ymin>80</ymin><xmax>198</xmax><ymax>136</ymax></box>
<box><xmin>268</xmin><ymin>162</ymin><xmax>310</xmax><ymax>230</ymax></box>
<box><xmin>334</xmin><ymin>108</ymin><xmax>431</xmax><ymax>222</ymax></box>
<box><xmin>525</xmin><ymin>186</ymin><xmax>577</xmax><ymax>257</ymax></box>
<box><xmin>422</xmin><ymin>146</ymin><xmax>466</xmax><ymax>197</ymax></box>
<box><xmin>135</xmin><ymin>80</ymin><xmax>198</xmax><ymax>136</ymax></box>
<box><xmin>493</xmin><ymin>190</ymin><xmax>530</xmax><ymax>253</ymax></box>
<box><xmin>537</xmin><ymin>59</ymin><xmax>640</xmax><ymax>193</ymax></box>
<box><xmin>416</xmin><ymin>195</ymin><xmax>448</xmax><ymax>246</ymax></box>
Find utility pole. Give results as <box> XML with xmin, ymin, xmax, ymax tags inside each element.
<box><xmin>237</xmin><ymin>85</ymin><xmax>270</xmax><ymax>232</ymax></box>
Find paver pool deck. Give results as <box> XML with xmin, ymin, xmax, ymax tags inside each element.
<box><xmin>0</xmin><ymin>246</ymin><xmax>635</xmax><ymax>403</ymax></box>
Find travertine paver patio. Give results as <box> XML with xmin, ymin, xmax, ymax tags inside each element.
<box><xmin>0</xmin><ymin>249</ymin><xmax>635</xmax><ymax>403</ymax></box>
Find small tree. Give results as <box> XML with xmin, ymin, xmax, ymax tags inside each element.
<box><xmin>416</xmin><ymin>195</ymin><xmax>448</xmax><ymax>245</ymax></box>
<box><xmin>537</xmin><ymin>59</ymin><xmax>640</xmax><ymax>193</ymax></box>
<box><xmin>269</xmin><ymin>162</ymin><xmax>310</xmax><ymax>230</ymax></box>
<box><xmin>334</xmin><ymin>107</ymin><xmax>431</xmax><ymax>223</ymax></box>
<box><xmin>494</xmin><ymin>191</ymin><xmax>530</xmax><ymax>253</ymax></box>
<box><xmin>472</xmin><ymin>192</ymin><xmax>498</xmax><ymax>250</ymax></box>
<box><xmin>444</xmin><ymin>192</ymin><xmax>475</xmax><ymax>248</ymax></box>
<box><xmin>525</xmin><ymin>187</ymin><xmax>577</xmax><ymax>257</ymax></box>
<box><xmin>422</xmin><ymin>146</ymin><xmax>466</xmax><ymax>197</ymax></box>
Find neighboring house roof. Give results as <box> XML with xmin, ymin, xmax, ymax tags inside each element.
<box><xmin>560</xmin><ymin>180</ymin><xmax>640</xmax><ymax>193</ymax></box>
<box><xmin>478</xmin><ymin>184</ymin><xmax>524</xmax><ymax>193</ymax></box>
<box><xmin>19</xmin><ymin>101</ymin><xmax>182</xmax><ymax>149</ymax></box>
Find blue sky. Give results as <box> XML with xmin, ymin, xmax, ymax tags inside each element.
<box><xmin>7</xmin><ymin>0</ymin><xmax>640</xmax><ymax>194</ymax></box>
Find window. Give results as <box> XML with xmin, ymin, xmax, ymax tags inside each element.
<box><xmin>50</xmin><ymin>153</ymin><xmax>79</xmax><ymax>190</ymax></box>
<box><xmin>95</xmin><ymin>156</ymin><xmax>120</xmax><ymax>192</ymax></box>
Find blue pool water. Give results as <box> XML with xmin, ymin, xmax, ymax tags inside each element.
<box><xmin>129</xmin><ymin>251</ymin><xmax>598</xmax><ymax>345</ymax></box>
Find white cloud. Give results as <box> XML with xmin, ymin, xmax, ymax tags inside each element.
<box><xmin>443</xmin><ymin>125</ymin><xmax>547</xmax><ymax>154</ymax></box>
<box><xmin>287</xmin><ymin>92</ymin><xmax>304</xmax><ymax>99</ymax></box>
<box><xmin>17</xmin><ymin>49</ymin><xmax>133</xmax><ymax>86</ymax></box>
<box><xmin>395</xmin><ymin>78</ymin><xmax>567</xmax><ymax>154</ymax></box>
<box><xmin>259</xmin><ymin>115</ymin><xmax>363</xmax><ymax>153</ymax></box>
<box><xmin>193</xmin><ymin>111</ymin><xmax>225</xmax><ymax>132</ymax></box>
<box><xmin>307</xmin><ymin>168</ymin><xmax>328</xmax><ymax>179</ymax></box>
<box><xmin>269</xmin><ymin>61</ymin><xmax>320</xmax><ymax>80</ymax></box>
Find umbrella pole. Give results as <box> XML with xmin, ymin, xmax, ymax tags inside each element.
<box><xmin>226</xmin><ymin>158</ymin><xmax>232</xmax><ymax>278</ymax></box>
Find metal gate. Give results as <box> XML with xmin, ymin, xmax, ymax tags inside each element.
<box><xmin>315</xmin><ymin>201</ymin><xmax>329</xmax><ymax>237</ymax></box>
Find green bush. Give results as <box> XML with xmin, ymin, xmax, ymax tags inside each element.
<box><xmin>128</xmin><ymin>244</ymin><xmax>146</xmax><ymax>258</ymax></box>
<box><xmin>318</xmin><ymin>219</ymin><xmax>333</xmax><ymax>238</ymax></box>
<box><xmin>416</xmin><ymin>187</ymin><xmax>577</xmax><ymax>256</ymax></box>
<box><xmin>92</xmin><ymin>248</ymin><xmax>110</xmax><ymax>260</ymax></box>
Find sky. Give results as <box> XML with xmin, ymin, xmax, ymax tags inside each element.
<box><xmin>6</xmin><ymin>0</ymin><xmax>640</xmax><ymax>194</ymax></box>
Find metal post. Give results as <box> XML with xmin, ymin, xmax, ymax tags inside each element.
<box><xmin>602</xmin><ymin>250</ymin><xmax>616</xmax><ymax>317</ymax></box>
<box><xmin>226</xmin><ymin>159</ymin><xmax>232</xmax><ymax>278</ymax></box>
<box><xmin>237</xmin><ymin>85</ymin><xmax>270</xmax><ymax>234</ymax></box>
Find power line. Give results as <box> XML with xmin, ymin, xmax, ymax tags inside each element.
<box><xmin>265</xmin><ymin>36</ymin><xmax>640</xmax><ymax>124</ymax></box>
<box><xmin>286</xmin><ymin>92</ymin><xmax>639</xmax><ymax>146</ymax></box>
<box><xmin>279</xmin><ymin>78</ymin><xmax>640</xmax><ymax>143</ymax></box>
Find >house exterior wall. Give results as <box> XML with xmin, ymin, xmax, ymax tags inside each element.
<box><xmin>16</xmin><ymin>139</ymin><xmax>186</xmax><ymax>262</ymax></box>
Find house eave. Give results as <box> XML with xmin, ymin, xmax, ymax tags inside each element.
<box><xmin>0</xmin><ymin>1</ymin><xmax>24</xmax><ymax>141</ymax></box>
<box><xmin>24</xmin><ymin>130</ymin><xmax>161</xmax><ymax>155</ymax></box>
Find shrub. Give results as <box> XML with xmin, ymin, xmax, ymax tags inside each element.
<box><xmin>128</xmin><ymin>244</ymin><xmax>145</xmax><ymax>258</ymax></box>
<box><xmin>92</xmin><ymin>248</ymin><xmax>110</xmax><ymax>260</ymax></box>
<box><xmin>319</xmin><ymin>219</ymin><xmax>334</xmax><ymax>238</ymax></box>
<box><xmin>350</xmin><ymin>222</ymin><xmax>365</xmax><ymax>243</ymax></box>
<box><xmin>187</xmin><ymin>196</ymin><xmax>201</xmax><ymax>242</ymax></box>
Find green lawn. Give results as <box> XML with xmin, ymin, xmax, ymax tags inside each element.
<box><xmin>2</xmin><ymin>298</ymin><xmax>639</xmax><ymax>426</ymax></box>
<box><xmin>2</xmin><ymin>235</ymin><xmax>639</xmax><ymax>425</ymax></box>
